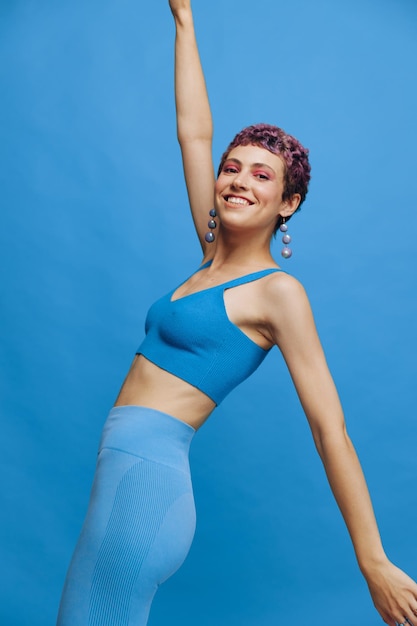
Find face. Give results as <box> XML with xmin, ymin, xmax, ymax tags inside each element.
<box><xmin>214</xmin><ymin>144</ymin><xmax>292</xmax><ymax>237</ymax></box>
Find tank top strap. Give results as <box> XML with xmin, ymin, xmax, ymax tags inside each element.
<box><xmin>198</xmin><ymin>260</ymin><xmax>212</xmax><ymax>270</ymax></box>
<box><xmin>223</xmin><ymin>267</ymin><xmax>284</xmax><ymax>289</ymax></box>
<box><xmin>180</xmin><ymin>260</ymin><xmax>212</xmax><ymax>284</ymax></box>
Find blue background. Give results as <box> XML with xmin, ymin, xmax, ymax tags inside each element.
<box><xmin>1</xmin><ymin>0</ymin><xmax>416</xmax><ymax>624</ymax></box>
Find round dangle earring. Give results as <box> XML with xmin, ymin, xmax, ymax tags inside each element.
<box><xmin>205</xmin><ymin>208</ymin><xmax>217</xmax><ymax>243</ymax></box>
<box><xmin>279</xmin><ymin>218</ymin><xmax>292</xmax><ymax>259</ymax></box>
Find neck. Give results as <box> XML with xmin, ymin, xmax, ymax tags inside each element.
<box><xmin>206</xmin><ymin>228</ymin><xmax>277</xmax><ymax>270</ymax></box>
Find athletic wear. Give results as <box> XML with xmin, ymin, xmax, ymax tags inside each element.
<box><xmin>136</xmin><ymin>261</ymin><xmax>282</xmax><ymax>404</ymax></box>
<box><xmin>58</xmin><ymin>263</ymin><xmax>284</xmax><ymax>625</ymax></box>
<box><xmin>56</xmin><ymin>406</ymin><xmax>196</xmax><ymax>626</ymax></box>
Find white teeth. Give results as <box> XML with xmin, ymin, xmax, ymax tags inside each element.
<box><xmin>226</xmin><ymin>196</ymin><xmax>249</xmax><ymax>206</ymax></box>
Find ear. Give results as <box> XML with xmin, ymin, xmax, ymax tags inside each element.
<box><xmin>279</xmin><ymin>194</ymin><xmax>301</xmax><ymax>218</ymax></box>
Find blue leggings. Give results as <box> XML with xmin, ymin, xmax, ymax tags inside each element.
<box><xmin>56</xmin><ymin>406</ymin><xmax>196</xmax><ymax>626</ymax></box>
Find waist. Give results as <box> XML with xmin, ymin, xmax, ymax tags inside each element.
<box><xmin>114</xmin><ymin>355</ymin><xmax>216</xmax><ymax>429</ymax></box>
<box><xmin>100</xmin><ymin>406</ymin><xmax>195</xmax><ymax>472</ymax></box>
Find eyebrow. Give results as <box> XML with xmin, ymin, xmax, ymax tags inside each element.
<box><xmin>225</xmin><ymin>157</ymin><xmax>276</xmax><ymax>173</ymax></box>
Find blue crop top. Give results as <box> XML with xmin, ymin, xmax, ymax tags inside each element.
<box><xmin>136</xmin><ymin>261</ymin><xmax>283</xmax><ymax>405</ymax></box>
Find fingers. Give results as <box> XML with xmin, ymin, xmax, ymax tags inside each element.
<box><xmin>394</xmin><ymin>612</ymin><xmax>417</xmax><ymax>626</ymax></box>
<box><xmin>405</xmin><ymin>609</ymin><xmax>417</xmax><ymax>626</ymax></box>
<box><xmin>401</xmin><ymin>594</ymin><xmax>417</xmax><ymax>626</ymax></box>
<box><xmin>377</xmin><ymin>595</ymin><xmax>417</xmax><ymax>625</ymax></box>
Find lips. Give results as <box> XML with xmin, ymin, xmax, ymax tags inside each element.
<box><xmin>224</xmin><ymin>195</ymin><xmax>253</xmax><ymax>206</ymax></box>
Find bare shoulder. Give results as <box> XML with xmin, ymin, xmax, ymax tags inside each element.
<box><xmin>264</xmin><ymin>270</ymin><xmax>310</xmax><ymax>307</ymax></box>
<box><xmin>260</xmin><ymin>270</ymin><xmax>315</xmax><ymax>339</ymax></box>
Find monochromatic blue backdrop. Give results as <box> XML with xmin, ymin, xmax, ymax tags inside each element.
<box><xmin>1</xmin><ymin>1</ymin><xmax>416</xmax><ymax>624</ymax></box>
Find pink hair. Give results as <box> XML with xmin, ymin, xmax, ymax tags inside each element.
<box><xmin>218</xmin><ymin>123</ymin><xmax>311</xmax><ymax>232</ymax></box>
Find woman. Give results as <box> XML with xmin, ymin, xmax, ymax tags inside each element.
<box><xmin>57</xmin><ymin>1</ymin><xmax>417</xmax><ymax>625</ymax></box>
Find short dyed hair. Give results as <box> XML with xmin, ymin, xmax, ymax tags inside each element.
<box><xmin>217</xmin><ymin>123</ymin><xmax>311</xmax><ymax>233</ymax></box>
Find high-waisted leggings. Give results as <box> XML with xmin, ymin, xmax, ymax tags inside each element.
<box><xmin>56</xmin><ymin>406</ymin><xmax>196</xmax><ymax>626</ymax></box>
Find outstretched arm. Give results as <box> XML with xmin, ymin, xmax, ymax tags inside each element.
<box><xmin>169</xmin><ymin>0</ymin><xmax>216</xmax><ymax>253</ymax></box>
<box><xmin>264</xmin><ymin>274</ymin><xmax>417</xmax><ymax>626</ymax></box>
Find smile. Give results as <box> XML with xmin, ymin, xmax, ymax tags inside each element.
<box><xmin>224</xmin><ymin>195</ymin><xmax>252</xmax><ymax>206</ymax></box>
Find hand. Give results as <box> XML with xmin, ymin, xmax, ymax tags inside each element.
<box><xmin>365</xmin><ymin>560</ymin><xmax>417</xmax><ymax>625</ymax></box>
<box><xmin>168</xmin><ymin>0</ymin><xmax>191</xmax><ymax>18</ymax></box>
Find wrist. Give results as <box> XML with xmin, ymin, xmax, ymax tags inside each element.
<box><xmin>358</xmin><ymin>552</ymin><xmax>390</xmax><ymax>580</ymax></box>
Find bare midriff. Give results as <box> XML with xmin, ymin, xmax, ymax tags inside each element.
<box><xmin>114</xmin><ymin>354</ymin><xmax>216</xmax><ymax>430</ymax></box>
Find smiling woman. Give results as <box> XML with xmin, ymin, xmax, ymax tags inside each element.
<box><xmin>55</xmin><ymin>1</ymin><xmax>417</xmax><ymax>625</ymax></box>
<box><xmin>216</xmin><ymin>123</ymin><xmax>311</xmax><ymax>233</ymax></box>
<box><xmin>215</xmin><ymin>144</ymin><xmax>299</xmax><ymax>242</ymax></box>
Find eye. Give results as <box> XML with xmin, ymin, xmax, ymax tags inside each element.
<box><xmin>254</xmin><ymin>172</ymin><xmax>270</xmax><ymax>180</ymax></box>
<box><xmin>223</xmin><ymin>165</ymin><xmax>239</xmax><ymax>174</ymax></box>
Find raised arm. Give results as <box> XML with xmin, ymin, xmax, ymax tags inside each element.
<box><xmin>264</xmin><ymin>274</ymin><xmax>417</xmax><ymax>626</ymax></box>
<box><xmin>169</xmin><ymin>0</ymin><xmax>216</xmax><ymax>253</ymax></box>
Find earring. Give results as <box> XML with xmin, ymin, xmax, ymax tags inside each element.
<box><xmin>279</xmin><ymin>219</ymin><xmax>292</xmax><ymax>258</ymax></box>
<box><xmin>205</xmin><ymin>208</ymin><xmax>217</xmax><ymax>243</ymax></box>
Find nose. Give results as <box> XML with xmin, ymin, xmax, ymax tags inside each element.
<box><xmin>231</xmin><ymin>172</ymin><xmax>249</xmax><ymax>189</ymax></box>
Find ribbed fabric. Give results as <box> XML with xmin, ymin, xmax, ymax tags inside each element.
<box><xmin>136</xmin><ymin>261</ymin><xmax>283</xmax><ymax>405</ymax></box>
<box><xmin>57</xmin><ymin>406</ymin><xmax>196</xmax><ymax>626</ymax></box>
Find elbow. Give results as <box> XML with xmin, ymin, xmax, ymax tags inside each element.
<box><xmin>176</xmin><ymin>117</ymin><xmax>213</xmax><ymax>145</ymax></box>
<box><xmin>311</xmin><ymin>422</ymin><xmax>350</xmax><ymax>461</ymax></box>
<box><xmin>177</xmin><ymin>129</ymin><xmax>213</xmax><ymax>146</ymax></box>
